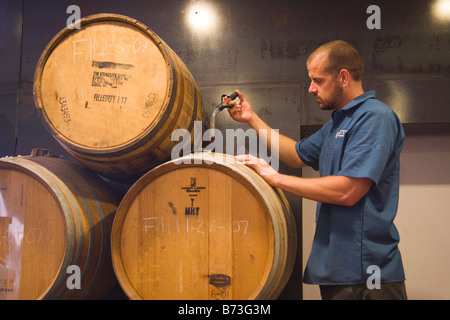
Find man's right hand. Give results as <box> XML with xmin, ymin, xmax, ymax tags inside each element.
<box><xmin>226</xmin><ymin>89</ymin><xmax>256</xmax><ymax>125</ymax></box>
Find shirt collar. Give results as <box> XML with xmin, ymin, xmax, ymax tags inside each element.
<box><xmin>341</xmin><ymin>90</ymin><xmax>376</xmax><ymax>111</ymax></box>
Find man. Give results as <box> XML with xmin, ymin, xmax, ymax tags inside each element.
<box><xmin>226</xmin><ymin>40</ymin><xmax>407</xmax><ymax>300</ymax></box>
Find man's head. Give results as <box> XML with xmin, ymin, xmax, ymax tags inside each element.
<box><xmin>307</xmin><ymin>40</ymin><xmax>365</xmax><ymax>110</ymax></box>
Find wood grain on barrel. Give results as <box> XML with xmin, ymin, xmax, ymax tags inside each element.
<box><xmin>111</xmin><ymin>152</ymin><xmax>296</xmax><ymax>300</ymax></box>
<box><xmin>0</xmin><ymin>155</ymin><xmax>118</xmax><ymax>299</ymax></box>
<box><xmin>33</xmin><ymin>14</ymin><xmax>204</xmax><ymax>183</ymax></box>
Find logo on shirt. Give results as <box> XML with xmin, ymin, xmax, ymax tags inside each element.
<box><xmin>335</xmin><ymin>129</ymin><xmax>347</xmax><ymax>138</ymax></box>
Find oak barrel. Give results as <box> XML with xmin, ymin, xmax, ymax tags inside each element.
<box><xmin>0</xmin><ymin>150</ymin><xmax>118</xmax><ymax>299</ymax></box>
<box><xmin>33</xmin><ymin>13</ymin><xmax>204</xmax><ymax>183</ymax></box>
<box><xmin>111</xmin><ymin>152</ymin><xmax>297</xmax><ymax>300</ymax></box>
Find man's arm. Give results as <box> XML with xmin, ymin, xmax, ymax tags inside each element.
<box><xmin>227</xmin><ymin>90</ymin><xmax>306</xmax><ymax>169</ymax></box>
<box><xmin>272</xmin><ymin>174</ymin><xmax>374</xmax><ymax>206</ymax></box>
<box><xmin>237</xmin><ymin>154</ymin><xmax>374</xmax><ymax>206</ymax></box>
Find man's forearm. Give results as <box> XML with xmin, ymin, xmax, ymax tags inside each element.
<box><xmin>249</xmin><ymin>115</ymin><xmax>305</xmax><ymax>169</ymax></box>
<box><xmin>269</xmin><ymin>173</ymin><xmax>373</xmax><ymax>206</ymax></box>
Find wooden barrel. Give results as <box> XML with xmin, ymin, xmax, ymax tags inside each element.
<box><xmin>33</xmin><ymin>13</ymin><xmax>204</xmax><ymax>183</ymax></box>
<box><xmin>111</xmin><ymin>152</ymin><xmax>297</xmax><ymax>300</ymax></box>
<box><xmin>0</xmin><ymin>150</ymin><xmax>118</xmax><ymax>300</ymax></box>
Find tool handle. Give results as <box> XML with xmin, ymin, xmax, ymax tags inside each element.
<box><xmin>227</xmin><ymin>91</ymin><xmax>239</xmax><ymax>101</ymax></box>
<box><xmin>218</xmin><ymin>91</ymin><xmax>239</xmax><ymax>111</ymax></box>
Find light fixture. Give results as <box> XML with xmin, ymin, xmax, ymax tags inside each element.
<box><xmin>433</xmin><ymin>0</ymin><xmax>450</xmax><ymax>20</ymax></box>
<box><xmin>186</xmin><ymin>2</ymin><xmax>218</xmax><ymax>34</ymax></box>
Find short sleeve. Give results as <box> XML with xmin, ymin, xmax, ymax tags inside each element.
<box><xmin>295</xmin><ymin>121</ymin><xmax>332</xmax><ymax>171</ymax></box>
<box><xmin>338</xmin><ymin>107</ymin><xmax>403</xmax><ymax>184</ymax></box>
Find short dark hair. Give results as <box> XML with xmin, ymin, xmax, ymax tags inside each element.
<box><xmin>307</xmin><ymin>40</ymin><xmax>365</xmax><ymax>81</ymax></box>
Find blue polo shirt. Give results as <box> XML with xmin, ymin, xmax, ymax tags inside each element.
<box><xmin>296</xmin><ymin>90</ymin><xmax>406</xmax><ymax>285</ymax></box>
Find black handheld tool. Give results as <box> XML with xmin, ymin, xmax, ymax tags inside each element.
<box><xmin>217</xmin><ymin>91</ymin><xmax>239</xmax><ymax>111</ymax></box>
<box><xmin>209</xmin><ymin>91</ymin><xmax>239</xmax><ymax>140</ymax></box>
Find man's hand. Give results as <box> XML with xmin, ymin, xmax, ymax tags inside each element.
<box><xmin>236</xmin><ymin>155</ymin><xmax>373</xmax><ymax>206</ymax></box>
<box><xmin>226</xmin><ymin>90</ymin><xmax>256</xmax><ymax>124</ymax></box>
<box><xmin>235</xmin><ymin>154</ymin><xmax>280</xmax><ymax>186</ymax></box>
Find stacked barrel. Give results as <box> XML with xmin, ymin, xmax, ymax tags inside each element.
<box><xmin>0</xmin><ymin>14</ymin><xmax>296</xmax><ymax>300</ymax></box>
<box><xmin>33</xmin><ymin>13</ymin><xmax>204</xmax><ymax>184</ymax></box>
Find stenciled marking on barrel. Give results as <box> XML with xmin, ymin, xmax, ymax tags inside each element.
<box><xmin>181</xmin><ymin>177</ymin><xmax>205</xmax><ymax>216</ymax></box>
<box><xmin>92</xmin><ymin>61</ymin><xmax>134</xmax><ymax>70</ymax></box>
<box><xmin>58</xmin><ymin>97</ymin><xmax>71</xmax><ymax>122</ymax></box>
<box><xmin>90</xmin><ymin>60</ymin><xmax>133</xmax><ymax>106</ymax></box>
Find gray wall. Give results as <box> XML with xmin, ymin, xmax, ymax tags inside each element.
<box><xmin>1</xmin><ymin>0</ymin><xmax>449</xmax><ymax>300</ymax></box>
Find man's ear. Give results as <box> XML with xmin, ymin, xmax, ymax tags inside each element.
<box><xmin>339</xmin><ymin>69</ymin><xmax>351</xmax><ymax>87</ymax></box>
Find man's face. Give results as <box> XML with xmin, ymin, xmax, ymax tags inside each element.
<box><xmin>307</xmin><ymin>55</ymin><xmax>344</xmax><ymax>111</ymax></box>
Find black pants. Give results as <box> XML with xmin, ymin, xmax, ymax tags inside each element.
<box><xmin>319</xmin><ymin>282</ymin><xmax>407</xmax><ymax>300</ymax></box>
